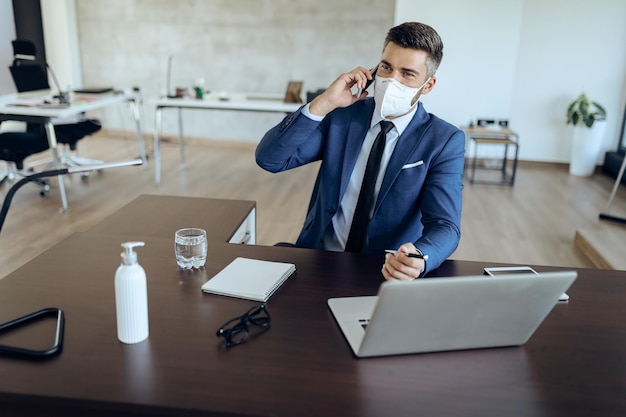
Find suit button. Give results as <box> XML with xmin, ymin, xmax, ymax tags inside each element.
<box><xmin>328</xmin><ymin>207</ymin><xmax>336</xmax><ymax>215</ymax></box>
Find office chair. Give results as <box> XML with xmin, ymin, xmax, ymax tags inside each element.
<box><xmin>9</xmin><ymin>39</ymin><xmax>103</xmax><ymax>172</ymax></box>
<box><xmin>0</xmin><ymin>126</ymin><xmax>51</xmax><ymax>196</ymax></box>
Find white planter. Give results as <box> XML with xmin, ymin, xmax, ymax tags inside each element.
<box><xmin>569</xmin><ymin>121</ymin><xmax>606</xmax><ymax>176</ymax></box>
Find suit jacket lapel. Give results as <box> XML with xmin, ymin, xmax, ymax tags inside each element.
<box><xmin>338</xmin><ymin>100</ymin><xmax>375</xmax><ymax>200</ymax></box>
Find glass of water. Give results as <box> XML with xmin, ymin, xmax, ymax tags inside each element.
<box><xmin>174</xmin><ymin>228</ymin><xmax>207</xmax><ymax>270</ymax></box>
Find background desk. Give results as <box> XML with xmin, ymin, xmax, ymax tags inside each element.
<box><xmin>0</xmin><ymin>90</ymin><xmax>147</xmax><ymax>210</ymax></box>
<box><xmin>463</xmin><ymin>126</ymin><xmax>520</xmax><ymax>186</ymax></box>
<box><xmin>0</xmin><ymin>195</ymin><xmax>625</xmax><ymax>417</ymax></box>
<box><xmin>153</xmin><ymin>93</ymin><xmax>301</xmax><ymax>184</ymax></box>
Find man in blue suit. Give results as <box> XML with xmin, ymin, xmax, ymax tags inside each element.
<box><xmin>256</xmin><ymin>22</ymin><xmax>464</xmax><ymax>280</ymax></box>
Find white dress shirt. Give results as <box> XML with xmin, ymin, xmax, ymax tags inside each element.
<box><xmin>301</xmin><ymin>102</ymin><xmax>417</xmax><ymax>251</ymax></box>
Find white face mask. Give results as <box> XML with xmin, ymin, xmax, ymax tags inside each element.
<box><xmin>374</xmin><ymin>76</ymin><xmax>430</xmax><ymax>118</ymax></box>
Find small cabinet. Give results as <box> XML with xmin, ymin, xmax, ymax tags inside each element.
<box><xmin>229</xmin><ymin>208</ymin><xmax>256</xmax><ymax>244</ymax></box>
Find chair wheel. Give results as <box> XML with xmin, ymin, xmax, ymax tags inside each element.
<box><xmin>40</xmin><ymin>185</ymin><xmax>50</xmax><ymax>197</ymax></box>
<box><xmin>81</xmin><ymin>173</ymin><xmax>90</xmax><ymax>182</ymax></box>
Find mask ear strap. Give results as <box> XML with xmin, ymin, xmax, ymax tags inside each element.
<box><xmin>418</xmin><ymin>77</ymin><xmax>431</xmax><ymax>92</ymax></box>
<box><xmin>411</xmin><ymin>77</ymin><xmax>432</xmax><ymax>105</ymax></box>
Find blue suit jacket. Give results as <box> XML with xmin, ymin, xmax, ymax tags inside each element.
<box><xmin>256</xmin><ymin>98</ymin><xmax>465</xmax><ymax>274</ymax></box>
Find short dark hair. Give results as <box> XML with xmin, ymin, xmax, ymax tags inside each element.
<box><xmin>384</xmin><ymin>22</ymin><xmax>443</xmax><ymax>78</ymax></box>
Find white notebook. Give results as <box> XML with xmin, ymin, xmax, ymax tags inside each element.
<box><xmin>201</xmin><ymin>257</ymin><xmax>296</xmax><ymax>302</ymax></box>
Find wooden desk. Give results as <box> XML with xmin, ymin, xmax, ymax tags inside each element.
<box><xmin>1</xmin><ymin>196</ymin><xmax>625</xmax><ymax>417</ymax></box>
<box><xmin>463</xmin><ymin>126</ymin><xmax>520</xmax><ymax>185</ymax></box>
<box><xmin>0</xmin><ymin>90</ymin><xmax>147</xmax><ymax>211</ymax></box>
<box><xmin>153</xmin><ymin>93</ymin><xmax>301</xmax><ymax>184</ymax></box>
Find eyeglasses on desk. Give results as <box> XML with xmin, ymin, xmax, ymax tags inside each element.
<box><xmin>216</xmin><ymin>304</ymin><xmax>271</xmax><ymax>348</ymax></box>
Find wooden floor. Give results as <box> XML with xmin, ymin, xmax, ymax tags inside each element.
<box><xmin>1</xmin><ymin>131</ymin><xmax>625</xmax><ymax>280</ymax></box>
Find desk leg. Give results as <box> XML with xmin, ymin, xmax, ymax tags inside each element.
<box><xmin>154</xmin><ymin>107</ymin><xmax>163</xmax><ymax>185</ymax></box>
<box><xmin>503</xmin><ymin>144</ymin><xmax>509</xmax><ymax>178</ymax></box>
<box><xmin>177</xmin><ymin>107</ymin><xmax>185</xmax><ymax>163</ymax></box>
<box><xmin>44</xmin><ymin>121</ymin><xmax>68</xmax><ymax>212</ymax></box>
<box><xmin>511</xmin><ymin>143</ymin><xmax>519</xmax><ymax>185</ymax></box>
<box><xmin>129</xmin><ymin>99</ymin><xmax>147</xmax><ymax>163</ymax></box>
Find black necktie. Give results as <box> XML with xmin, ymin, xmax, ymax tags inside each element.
<box><xmin>345</xmin><ymin>120</ymin><xmax>394</xmax><ymax>252</ymax></box>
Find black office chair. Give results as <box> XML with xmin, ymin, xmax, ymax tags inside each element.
<box><xmin>0</xmin><ymin>127</ymin><xmax>50</xmax><ymax>196</ymax></box>
<box><xmin>9</xmin><ymin>39</ymin><xmax>103</xmax><ymax>172</ymax></box>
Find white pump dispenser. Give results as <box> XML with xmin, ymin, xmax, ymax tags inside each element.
<box><xmin>115</xmin><ymin>241</ymin><xmax>149</xmax><ymax>344</ymax></box>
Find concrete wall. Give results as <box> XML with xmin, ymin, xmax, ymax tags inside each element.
<box><xmin>74</xmin><ymin>0</ymin><xmax>394</xmax><ymax>142</ymax></box>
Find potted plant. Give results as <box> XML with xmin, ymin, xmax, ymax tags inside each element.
<box><xmin>566</xmin><ymin>93</ymin><xmax>607</xmax><ymax>176</ymax></box>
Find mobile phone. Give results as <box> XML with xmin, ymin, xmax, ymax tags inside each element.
<box><xmin>356</xmin><ymin>65</ymin><xmax>378</xmax><ymax>98</ymax></box>
<box><xmin>364</xmin><ymin>65</ymin><xmax>378</xmax><ymax>90</ymax></box>
<box><xmin>484</xmin><ymin>266</ymin><xmax>569</xmax><ymax>301</ymax></box>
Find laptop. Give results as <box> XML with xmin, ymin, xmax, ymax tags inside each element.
<box><xmin>328</xmin><ymin>271</ymin><xmax>577</xmax><ymax>358</ymax></box>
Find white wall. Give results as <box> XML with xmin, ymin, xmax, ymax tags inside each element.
<box><xmin>396</xmin><ymin>0</ymin><xmax>626</xmax><ymax>163</ymax></box>
<box><xmin>0</xmin><ymin>0</ymin><xmax>16</xmax><ymax>95</ymax></box>
<box><xmin>512</xmin><ymin>0</ymin><xmax>626</xmax><ymax>162</ymax></box>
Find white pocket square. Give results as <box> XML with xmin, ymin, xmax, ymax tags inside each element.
<box><xmin>401</xmin><ymin>160</ymin><xmax>424</xmax><ymax>169</ymax></box>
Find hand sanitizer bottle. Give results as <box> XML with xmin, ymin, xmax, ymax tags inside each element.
<box><xmin>115</xmin><ymin>242</ymin><xmax>149</xmax><ymax>344</ymax></box>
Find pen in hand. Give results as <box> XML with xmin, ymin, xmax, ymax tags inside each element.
<box><xmin>385</xmin><ymin>249</ymin><xmax>428</xmax><ymax>260</ymax></box>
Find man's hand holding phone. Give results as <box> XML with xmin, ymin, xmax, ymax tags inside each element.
<box><xmin>309</xmin><ymin>66</ymin><xmax>376</xmax><ymax>117</ymax></box>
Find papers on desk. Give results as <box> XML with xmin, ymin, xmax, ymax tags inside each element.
<box><xmin>201</xmin><ymin>257</ymin><xmax>296</xmax><ymax>302</ymax></box>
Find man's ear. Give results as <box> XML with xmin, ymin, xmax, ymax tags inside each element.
<box><xmin>420</xmin><ymin>76</ymin><xmax>437</xmax><ymax>95</ymax></box>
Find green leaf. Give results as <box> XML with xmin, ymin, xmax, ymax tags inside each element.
<box><xmin>580</xmin><ymin>99</ymin><xmax>589</xmax><ymax>115</ymax></box>
<box><xmin>566</xmin><ymin>92</ymin><xmax>606</xmax><ymax>127</ymax></box>
<box><xmin>593</xmin><ymin>101</ymin><xmax>607</xmax><ymax>119</ymax></box>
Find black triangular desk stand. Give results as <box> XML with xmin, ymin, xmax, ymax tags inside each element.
<box><xmin>0</xmin><ymin>308</ymin><xmax>65</xmax><ymax>358</ymax></box>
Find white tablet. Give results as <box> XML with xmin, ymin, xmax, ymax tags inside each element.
<box><xmin>484</xmin><ymin>266</ymin><xmax>569</xmax><ymax>301</ymax></box>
